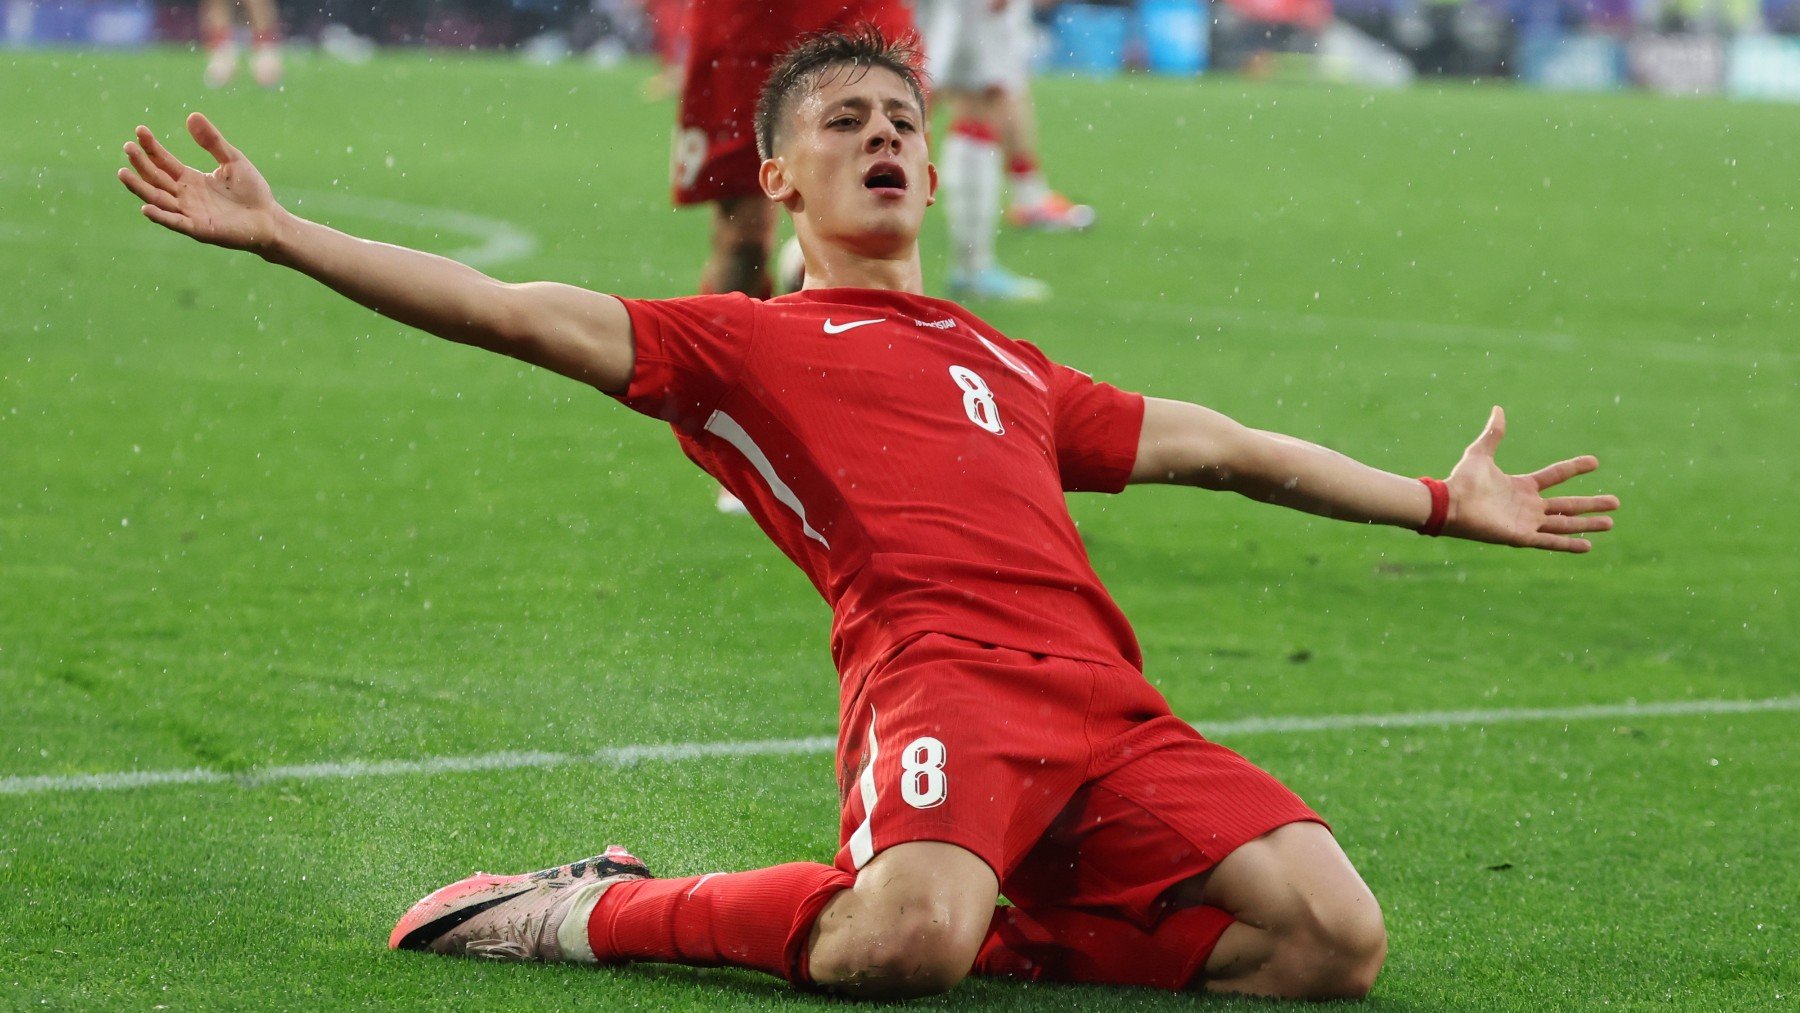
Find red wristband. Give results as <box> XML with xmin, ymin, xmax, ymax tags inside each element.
<box><xmin>1417</xmin><ymin>477</ymin><xmax>1449</xmax><ymax>537</ymax></box>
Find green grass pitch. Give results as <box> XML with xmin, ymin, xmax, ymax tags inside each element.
<box><xmin>1</xmin><ymin>46</ymin><xmax>1794</xmax><ymax>1009</ymax></box>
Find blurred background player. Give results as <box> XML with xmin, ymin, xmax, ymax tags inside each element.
<box><xmin>671</xmin><ymin>0</ymin><xmax>915</xmax><ymax>513</ymax></box>
<box><xmin>672</xmin><ymin>0</ymin><xmax>915</xmax><ymax>300</ymax></box>
<box><xmin>639</xmin><ymin>0</ymin><xmax>690</xmax><ymax>99</ymax></box>
<box><xmin>1001</xmin><ymin>80</ymin><xmax>1096</xmax><ymax>232</ymax></box>
<box><xmin>917</xmin><ymin>0</ymin><xmax>1091</xmax><ymax>301</ymax></box>
<box><xmin>202</xmin><ymin>0</ymin><xmax>283</xmax><ymax>88</ymax></box>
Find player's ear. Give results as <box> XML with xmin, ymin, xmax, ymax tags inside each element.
<box><xmin>925</xmin><ymin>161</ymin><xmax>938</xmax><ymax>208</ymax></box>
<box><xmin>761</xmin><ymin>157</ymin><xmax>796</xmax><ymax>204</ymax></box>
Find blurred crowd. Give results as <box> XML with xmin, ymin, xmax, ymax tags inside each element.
<box><xmin>6</xmin><ymin>0</ymin><xmax>1798</xmax><ymax>97</ymax></box>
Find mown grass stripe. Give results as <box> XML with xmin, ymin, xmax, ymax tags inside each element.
<box><xmin>5</xmin><ymin>697</ymin><xmax>1793</xmax><ymax>798</ymax></box>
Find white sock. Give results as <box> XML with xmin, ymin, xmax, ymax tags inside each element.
<box><xmin>554</xmin><ymin>879</ymin><xmax>611</xmax><ymax>964</ymax></box>
<box><xmin>1010</xmin><ymin>168</ymin><xmax>1049</xmax><ymax>209</ymax></box>
<box><xmin>942</xmin><ymin>127</ymin><xmax>1002</xmax><ymax>276</ymax></box>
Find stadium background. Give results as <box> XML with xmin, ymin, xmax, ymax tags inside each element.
<box><xmin>1</xmin><ymin>0</ymin><xmax>1794</xmax><ymax>1008</ymax></box>
<box><xmin>6</xmin><ymin>0</ymin><xmax>1800</xmax><ymax>96</ymax></box>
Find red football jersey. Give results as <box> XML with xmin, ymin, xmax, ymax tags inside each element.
<box><xmin>614</xmin><ymin>289</ymin><xmax>1146</xmax><ymax>682</ymax></box>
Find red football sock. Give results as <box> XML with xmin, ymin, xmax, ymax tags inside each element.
<box><xmin>950</xmin><ymin>117</ymin><xmax>1000</xmax><ymax>144</ymax></box>
<box><xmin>1007</xmin><ymin>154</ymin><xmax>1039</xmax><ymax>178</ymax></box>
<box><xmin>975</xmin><ymin>903</ymin><xmax>1235</xmax><ymax>991</ymax></box>
<box><xmin>589</xmin><ymin>863</ymin><xmax>852</xmax><ymax>984</ymax></box>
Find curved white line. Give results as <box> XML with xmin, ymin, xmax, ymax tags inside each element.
<box><xmin>284</xmin><ymin>187</ymin><xmax>537</xmax><ymax>268</ymax></box>
<box><xmin>0</xmin><ymin>167</ymin><xmax>537</xmax><ymax>269</ymax></box>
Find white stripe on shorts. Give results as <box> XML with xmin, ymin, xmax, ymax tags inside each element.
<box><xmin>848</xmin><ymin>710</ymin><xmax>881</xmax><ymax>870</ymax></box>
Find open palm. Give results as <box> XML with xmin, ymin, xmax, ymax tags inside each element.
<box><xmin>117</xmin><ymin>112</ymin><xmax>281</xmax><ymax>252</ymax></box>
<box><xmin>1444</xmin><ymin>407</ymin><xmax>1619</xmax><ymax>553</ymax></box>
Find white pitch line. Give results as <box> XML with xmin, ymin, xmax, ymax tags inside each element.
<box><xmin>1198</xmin><ymin>696</ymin><xmax>1800</xmax><ymax>736</ymax></box>
<box><xmin>280</xmin><ymin>188</ymin><xmax>538</xmax><ymax>268</ymax></box>
<box><xmin>0</xmin><ymin>736</ymin><xmax>837</xmax><ymax>797</ymax></box>
<box><xmin>0</xmin><ymin>168</ymin><xmax>538</xmax><ymax>270</ymax></box>
<box><xmin>3</xmin><ymin>697</ymin><xmax>1794</xmax><ymax>798</ymax></box>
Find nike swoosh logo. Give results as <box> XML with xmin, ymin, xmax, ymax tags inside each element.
<box><xmin>823</xmin><ymin>318</ymin><xmax>884</xmax><ymax>334</ymax></box>
<box><xmin>686</xmin><ymin>872</ymin><xmax>725</xmax><ymax>900</ymax></box>
<box><xmin>394</xmin><ymin>887</ymin><xmax>534</xmax><ymax>951</ymax></box>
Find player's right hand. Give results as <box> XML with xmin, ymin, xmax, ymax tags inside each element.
<box><xmin>117</xmin><ymin>113</ymin><xmax>281</xmax><ymax>253</ymax></box>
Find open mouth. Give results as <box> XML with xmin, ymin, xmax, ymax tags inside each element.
<box><xmin>862</xmin><ymin>161</ymin><xmax>908</xmax><ymax>194</ymax></box>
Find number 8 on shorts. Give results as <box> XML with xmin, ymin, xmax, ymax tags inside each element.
<box><xmin>900</xmin><ymin>736</ymin><xmax>948</xmax><ymax>809</ymax></box>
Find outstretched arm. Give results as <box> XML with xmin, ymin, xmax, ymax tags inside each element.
<box><xmin>117</xmin><ymin>113</ymin><xmax>633</xmax><ymax>392</ymax></box>
<box><xmin>1130</xmin><ymin>399</ymin><xmax>1618</xmax><ymax>553</ymax></box>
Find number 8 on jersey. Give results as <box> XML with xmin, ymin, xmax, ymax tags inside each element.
<box><xmin>949</xmin><ymin>365</ymin><xmax>1003</xmax><ymax>435</ymax></box>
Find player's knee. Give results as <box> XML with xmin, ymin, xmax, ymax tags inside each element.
<box><xmin>1277</xmin><ymin>898</ymin><xmax>1387</xmax><ymax>999</ymax></box>
<box><xmin>822</xmin><ymin>904</ymin><xmax>980</xmax><ymax>998</ymax></box>
<box><xmin>874</xmin><ymin>920</ymin><xmax>977</xmax><ymax>997</ymax></box>
<box><xmin>1321</xmin><ymin>911</ymin><xmax>1386</xmax><ymax>998</ymax></box>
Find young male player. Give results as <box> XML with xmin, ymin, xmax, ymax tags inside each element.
<box><xmin>117</xmin><ymin>29</ymin><xmax>1617</xmax><ymax>1000</ymax></box>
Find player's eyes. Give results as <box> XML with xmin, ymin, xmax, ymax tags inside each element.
<box><xmin>830</xmin><ymin>116</ymin><xmax>859</xmax><ymax>129</ymax></box>
<box><xmin>894</xmin><ymin>119</ymin><xmax>916</xmax><ymax>132</ymax></box>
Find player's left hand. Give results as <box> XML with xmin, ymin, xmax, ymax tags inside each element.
<box><xmin>1442</xmin><ymin>406</ymin><xmax>1619</xmax><ymax>553</ymax></box>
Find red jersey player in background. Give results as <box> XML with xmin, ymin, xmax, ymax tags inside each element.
<box><xmin>118</xmin><ymin>29</ymin><xmax>1618</xmax><ymax>1001</ymax></box>
<box><xmin>672</xmin><ymin>0</ymin><xmax>912</xmax><ymax>300</ymax></box>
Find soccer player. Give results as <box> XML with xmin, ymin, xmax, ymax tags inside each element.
<box><xmin>201</xmin><ymin>0</ymin><xmax>283</xmax><ymax>89</ymax></box>
<box><xmin>116</xmin><ymin>28</ymin><xmax>1617</xmax><ymax>1000</ymax></box>
<box><xmin>916</xmin><ymin>0</ymin><xmax>1091</xmax><ymax>300</ymax></box>
<box><xmin>1000</xmin><ymin>82</ymin><xmax>1097</xmax><ymax>233</ymax></box>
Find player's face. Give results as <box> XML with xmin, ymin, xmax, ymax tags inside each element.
<box><xmin>761</xmin><ymin>64</ymin><xmax>936</xmax><ymax>256</ymax></box>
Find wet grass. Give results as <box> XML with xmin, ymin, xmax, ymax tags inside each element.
<box><xmin>0</xmin><ymin>47</ymin><xmax>1793</xmax><ymax>1010</ymax></box>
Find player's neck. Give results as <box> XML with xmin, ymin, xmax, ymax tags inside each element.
<box><xmin>800</xmin><ymin>247</ymin><xmax>924</xmax><ymax>294</ymax></box>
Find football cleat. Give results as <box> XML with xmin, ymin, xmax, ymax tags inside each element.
<box><xmin>389</xmin><ymin>845</ymin><xmax>651</xmax><ymax>962</ymax></box>
<box><xmin>948</xmin><ymin>264</ymin><xmax>1052</xmax><ymax>303</ymax></box>
<box><xmin>1008</xmin><ymin>192</ymin><xmax>1096</xmax><ymax>232</ymax></box>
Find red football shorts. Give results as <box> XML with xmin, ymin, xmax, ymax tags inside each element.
<box><xmin>670</xmin><ymin>50</ymin><xmax>770</xmax><ymax>205</ymax></box>
<box><xmin>834</xmin><ymin>634</ymin><xmax>1323</xmax><ymax>923</ymax></box>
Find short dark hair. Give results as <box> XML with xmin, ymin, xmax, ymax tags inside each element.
<box><xmin>754</xmin><ymin>25</ymin><xmax>927</xmax><ymax>160</ymax></box>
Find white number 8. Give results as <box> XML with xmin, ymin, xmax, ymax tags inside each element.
<box><xmin>949</xmin><ymin>365</ymin><xmax>1003</xmax><ymax>435</ymax></box>
<box><xmin>900</xmin><ymin>736</ymin><xmax>948</xmax><ymax>809</ymax></box>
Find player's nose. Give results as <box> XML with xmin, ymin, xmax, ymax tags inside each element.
<box><xmin>864</xmin><ymin>121</ymin><xmax>901</xmax><ymax>154</ymax></box>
